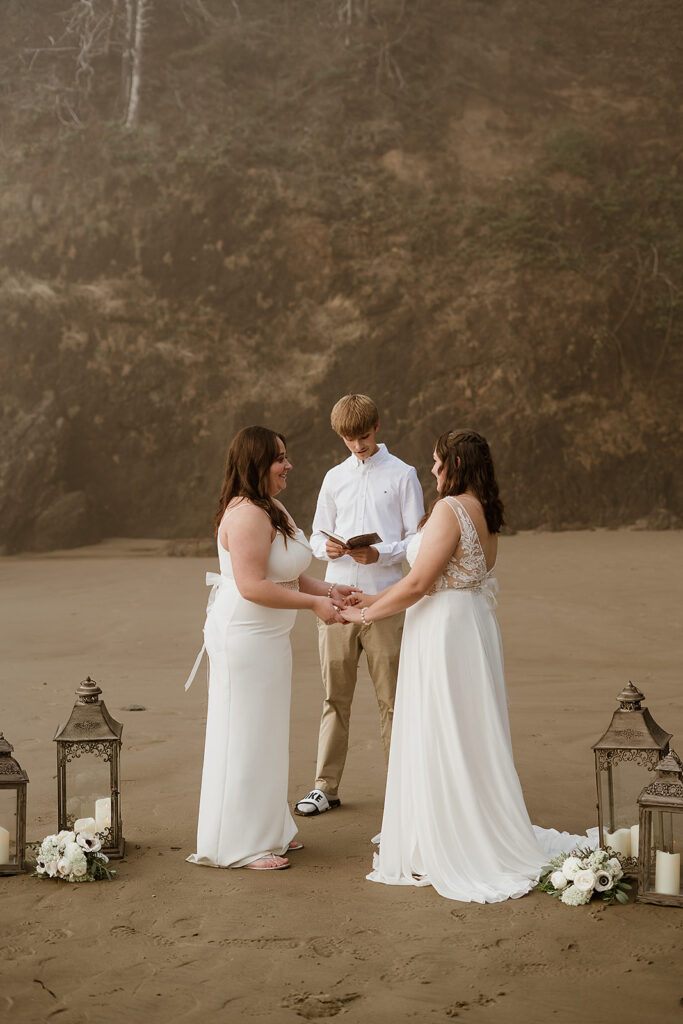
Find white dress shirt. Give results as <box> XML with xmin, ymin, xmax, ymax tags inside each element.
<box><xmin>310</xmin><ymin>443</ymin><xmax>425</xmax><ymax>594</ymax></box>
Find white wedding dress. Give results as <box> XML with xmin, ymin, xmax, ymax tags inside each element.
<box><xmin>368</xmin><ymin>496</ymin><xmax>595</xmax><ymax>902</ymax></box>
<box><xmin>187</xmin><ymin>506</ymin><xmax>312</xmax><ymax>868</ymax></box>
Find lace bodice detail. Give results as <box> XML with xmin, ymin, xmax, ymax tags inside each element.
<box><xmin>406</xmin><ymin>497</ymin><xmax>497</xmax><ymax>601</ymax></box>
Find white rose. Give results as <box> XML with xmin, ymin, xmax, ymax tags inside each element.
<box><xmin>561</xmin><ymin>857</ymin><xmax>582</xmax><ymax>880</ymax></box>
<box><xmin>56</xmin><ymin>857</ymin><xmax>72</xmax><ymax>876</ymax></box>
<box><xmin>606</xmin><ymin>857</ymin><xmax>623</xmax><ymax>879</ymax></box>
<box><xmin>64</xmin><ymin>841</ymin><xmax>82</xmax><ymax>863</ymax></box>
<box><xmin>549</xmin><ymin>871</ymin><xmax>569</xmax><ymax>890</ymax></box>
<box><xmin>573</xmin><ymin>869</ymin><xmax>597</xmax><ymax>893</ymax></box>
<box><xmin>70</xmin><ymin>855</ymin><xmax>88</xmax><ymax>878</ymax></box>
<box><xmin>56</xmin><ymin>830</ymin><xmax>76</xmax><ymax>845</ymax></box>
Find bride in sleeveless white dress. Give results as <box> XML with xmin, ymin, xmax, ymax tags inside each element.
<box><xmin>342</xmin><ymin>430</ymin><xmax>595</xmax><ymax>902</ymax></box>
<box><xmin>186</xmin><ymin>427</ymin><xmax>356</xmax><ymax>871</ymax></box>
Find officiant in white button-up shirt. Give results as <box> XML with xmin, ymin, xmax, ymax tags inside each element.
<box><xmin>295</xmin><ymin>395</ymin><xmax>424</xmax><ymax>820</ymax></box>
<box><xmin>309</xmin><ymin>443</ymin><xmax>425</xmax><ymax>593</ymax></box>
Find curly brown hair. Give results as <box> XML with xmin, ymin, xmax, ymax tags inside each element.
<box><xmin>214</xmin><ymin>426</ymin><xmax>295</xmax><ymax>541</ymax></box>
<box><xmin>421</xmin><ymin>429</ymin><xmax>505</xmax><ymax>534</ymax></box>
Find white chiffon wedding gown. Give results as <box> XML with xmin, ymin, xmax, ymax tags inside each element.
<box><xmin>186</xmin><ymin>505</ymin><xmax>312</xmax><ymax>868</ymax></box>
<box><xmin>368</xmin><ymin>496</ymin><xmax>595</xmax><ymax>902</ymax></box>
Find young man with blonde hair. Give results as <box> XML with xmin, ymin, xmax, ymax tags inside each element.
<box><xmin>295</xmin><ymin>395</ymin><xmax>424</xmax><ymax>816</ymax></box>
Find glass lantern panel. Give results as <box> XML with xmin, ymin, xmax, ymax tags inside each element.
<box><xmin>644</xmin><ymin>811</ymin><xmax>682</xmax><ymax>897</ymax></box>
<box><xmin>599</xmin><ymin>756</ymin><xmax>653</xmax><ymax>833</ymax></box>
<box><xmin>65</xmin><ymin>748</ymin><xmax>112</xmax><ymax>833</ymax></box>
<box><xmin>0</xmin><ymin>789</ymin><xmax>18</xmax><ymax>863</ymax></box>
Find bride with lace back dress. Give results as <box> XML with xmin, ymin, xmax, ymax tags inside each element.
<box><xmin>186</xmin><ymin>426</ymin><xmax>356</xmax><ymax>871</ymax></box>
<box><xmin>342</xmin><ymin>429</ymin><xmax>595</xmax><ymax>902</ymax></box>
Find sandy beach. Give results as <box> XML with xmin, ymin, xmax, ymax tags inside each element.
<box><xmin>1</xmin><ymin>529</ymin><xmax>681</xmax><ymax>1024</ymax></box>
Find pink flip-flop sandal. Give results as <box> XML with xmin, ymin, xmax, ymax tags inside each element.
<box><xmin>244</xmin><ymin>855</ymin><xmax>290</xmax><ymax>870</ymax></box>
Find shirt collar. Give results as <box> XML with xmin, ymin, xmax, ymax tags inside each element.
<box><xmin>351</xmin><ymin>442</ymin><xmax>387</xmax><ymax>470</ymax></box>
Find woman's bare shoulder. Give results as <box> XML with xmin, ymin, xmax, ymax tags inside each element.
<box><xmin>222</xmin><ymin>500</ymin><xmax>272</xmax><ymax>532</ymax></box>
<box><xmin>423</xmin><ymin>498</ymin><xmax>461</xmax><ymax>535</ymax></box>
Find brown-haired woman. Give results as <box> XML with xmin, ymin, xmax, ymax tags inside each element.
<box><xmin>186</xmin><ymin>426</ymin><xmax>357</xmax><ymax>871</ymax></box>
<box><xmin>343</xmin><ymin>430</ymin><xmax>593</xmax><ymax>901</ymax></box>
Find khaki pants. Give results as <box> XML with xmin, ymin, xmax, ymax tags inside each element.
<box><xmin>314</xmin><ymin>612</ymin><xmax>403</xmax><ymax>796</ymax></box>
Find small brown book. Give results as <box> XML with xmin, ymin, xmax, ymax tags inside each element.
<box><xmin>320</xmin><ymin>530</ymin><xmax>382</xmax><ymax>549</ymax></box>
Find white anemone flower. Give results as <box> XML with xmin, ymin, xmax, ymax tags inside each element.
<box><xmin>594</xmin><ymin>871</ymin><xmax>613</xmax><ymax>892</ymax></box>
<box><xmin>76</xmin><ymin>832</ymin><xmax>101</xmax><ymax>853</ymax></box>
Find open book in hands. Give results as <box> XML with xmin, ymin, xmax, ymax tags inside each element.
<box><xmin>320</xmin><ymin>530</ymin><xmax>382</xmax><ymax>550</ymax></box>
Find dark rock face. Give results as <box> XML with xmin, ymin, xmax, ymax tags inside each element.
<box><xmin>0</xmin><ymin>1</ymin><xmax>681</xmax><ymax>552</ymax></box>
<box><xmin>32</xmin><ymin>491</ymin><xmax>94</xmax><ymax>552</ymax></box>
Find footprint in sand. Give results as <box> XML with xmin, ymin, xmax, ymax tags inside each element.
<box><xmin>281</xmin><ymin>991</ymin><xmax>361</xmax><ymax>1019</ymax></box>
<box><xmin>446</xmin><ymin>991</ymin><xmax>507</xmax><ymax>1016</ymax></box>
<box><xmin>110</xmin><ymin>925</ymin><xmax>137</xmax><ymax>938</ymax></box>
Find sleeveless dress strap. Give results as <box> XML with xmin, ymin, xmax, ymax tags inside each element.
<box><xmin>441</xmin><ymin>497</ymin><xmax>494</xmax><ymax>570</ymax></box>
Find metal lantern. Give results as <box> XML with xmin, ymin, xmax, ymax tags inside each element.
<box><xmin>0</xmin><ymin>732</ymin><xmax>29</xmax><ymax>875</ymax></box>
<box><xmin>54</xmin><ymin>676</ymin><xmax>124</xmax><ymax>859</ymax></box>
<box><xmin>636</xmin><ymin>750</ymin><xmax>683</xmax><ymax>907</ymax></box>
<box><xmin>592</xmin><ymin>682</ymin><xmax>671</xmax><ymax>875</ymax></box>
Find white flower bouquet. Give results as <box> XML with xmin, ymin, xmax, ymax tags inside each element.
<box><xmin>29</xmin><ymin>829</ymin><xmax>115</xmax><ymax>883</ymax></box>
<box><xmin>537</xmin><ymin>847</ymin><xmax>630</xmax><ymax>906</ymax></box>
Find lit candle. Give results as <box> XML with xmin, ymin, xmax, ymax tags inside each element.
<box><xmin>654</xmin><ymin>850</ymin><xmax>680</xmax><ymax>896</ymax></box>
<box><xmin>630</xmin><ymin>825</ymin><xmax>640</xmax><ymax>859</ymax></box>
<box><xmin>0</xmin><ymin>825</ymin><xmax>9</xmax><ymax>863</ymax></box>
<box><xmin>605</xmin><ymin>828</ymin><xmax>631</xmax><ymax>858</ymax></box>
<box><xmin>74</xmin><ymin>816</ymin><xmax>97</xmax><ymax>835</ymax></box>
<box><xmin>95</xmin><ymin>798</ymin><xmax>111</xmax><ymax>830</ymax></box>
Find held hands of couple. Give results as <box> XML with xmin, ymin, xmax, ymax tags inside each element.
<box><xmin>340</xmin><ymin>593</ymin><xmax>374</xmax><ymax>624</ymax></box>
<box><xmin>325</xmin><ymin>540</ymin><xmax>380</xmax><ymax>564</ymax></box>
<box><xmin>315</xmin><ymin>584</ymin><xmax>363</xmax><ymax>626</ymax></box>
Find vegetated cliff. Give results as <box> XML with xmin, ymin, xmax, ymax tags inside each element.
<box><xmin>1</xmin><ymin>0</ymin><xmax>681</xmax><ymax>552</ymax></box>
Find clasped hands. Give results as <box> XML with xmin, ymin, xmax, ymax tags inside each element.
<box><xmin>317</xmin><ymin>583</ymin><xmax>370</xmax><ymax>626</ymax></box>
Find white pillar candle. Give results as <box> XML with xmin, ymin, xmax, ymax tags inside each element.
<box><xmin>74</xmin><ymin>816</ymin><xmax>97</xmax><ymax>835</ymax></box>
<box><xmin>605</xmin><ymin>828</ymin><xmax>631</xmax><ymax>858</ymax></box>
<box><xmin>0</xmin><ymin>825</ymin><xmax>10</xmax><ymax>863</ymax></box>
<box><xmin>95</xmin><ymin>798</ymin><xmax>111</xmax><ymax>829</ymax></box>
<box><xmin>654</xmin><ymin>850</ymin><xmax>681</xmax><ymax>896</ymax></box>
<box><xmin>630</xmin><ymin>825</ymin><xmax>640</xmax><ymax>859</ymax></box>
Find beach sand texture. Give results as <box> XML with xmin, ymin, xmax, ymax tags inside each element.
<box><xmin>1</xmin><ymin>530</ymin><xmax>681</xmax><ymax>1024</ymax></box>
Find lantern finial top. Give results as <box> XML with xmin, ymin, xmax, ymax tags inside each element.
<box><xmin>617</xmin><ymin>681</ymin><xmax>645</xmax><ymax>711</ymax></box>
<box><xmin>655</xmin><ymin>750</ymin><xmax>682</xmax><ymax>777</ymax></box>
<box><xmin>75</xmin><ymin>676</ymin><xmax>102</xmax><ymax>704</ymax></box>
<box><xmin>0</xmin><ymin>731</ymin><xmax>29</xmax><ymax>782</ymax></box>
